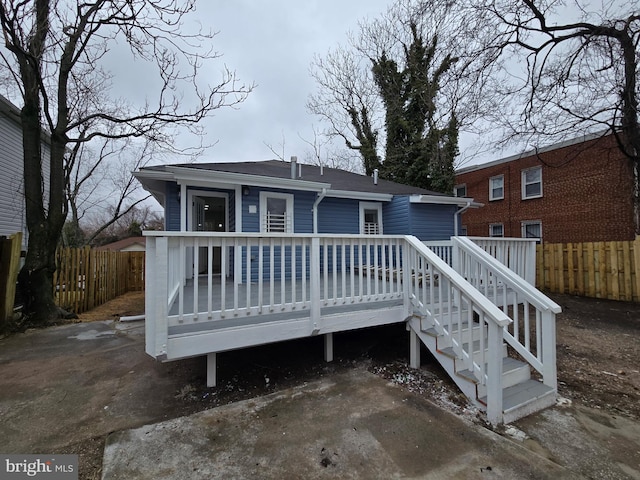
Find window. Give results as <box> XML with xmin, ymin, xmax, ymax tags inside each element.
<box><xmin>489</xmin><ymin>223</ymin><xmax>504</xmax><ymax>237</ymax></box>
<box><xmin>360</xmin><ymin>202</ymin><xmax>383</xmax><ymax>234</ymax></box>
<box><xmin>521</xmin><ymin>221</ymin><xmax>542</xmax><ymax>241</ymax></box>
<box><xmin>489</xmin><ymin>175</ymin><xmax>504</xmax><ymax>201</ymax></box>
<box><xmin>454</xmin><ymin>184</ymin><xmax>467</xmax><ymax>197</ymax></box>
<box><xmin>522</xmin><ymin>167</ymin><xmax>542</xmax><ymax>199</ymax></box>
<box><xmin>260</xmin><ymin>192</ymin><xmax>293</xmax><ymax>233</ymax></box>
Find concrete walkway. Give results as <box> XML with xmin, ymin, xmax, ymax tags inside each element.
<box><xmin>102</xmin><ymin>368</ymin><xmax>574</xmax><ymax>480</ymax></box>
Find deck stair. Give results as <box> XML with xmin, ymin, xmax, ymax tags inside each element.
<box><xmin>408</xmin><ymin>316</ymin><xmax>556</xmax><ymax>424</ymax></box>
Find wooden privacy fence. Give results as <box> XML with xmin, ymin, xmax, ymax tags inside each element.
<box><xmin>536</xmin><ymin>238</ymin><xmax>640</xmax><ymax>302</ymax></box>
<box><xmin>54</xmin><ymin>247</ymin><xmax>145</xmax><ymax>315</ymax></box>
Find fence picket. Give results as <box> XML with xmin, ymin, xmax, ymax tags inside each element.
<box><xmin>537</xmin><ymin>239</ymin><xmax>640</xmax><ymax>302</ymax></box>
<box><xmin>53</xmin><ymin>247</ymin><xmax>145</xmax><ymax>314</ymax></box>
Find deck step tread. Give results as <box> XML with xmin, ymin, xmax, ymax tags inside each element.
<box><xmin>456</xmin><ymin>357</ymin><xmax>528</xmax><ymax>383</ymax></box>
<box><xmin>479</xmin><ymin>379</ymin><xmax>555</xmax><ymax>412</ymax></box>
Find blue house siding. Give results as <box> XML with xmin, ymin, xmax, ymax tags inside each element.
<box><xmin>409</xmin><ymin>203</ymin><xmax>458</xmax><ymax>240</ymax></box>
<box><xmin>165</xmin><ymin>181</ymin><xmax>180</xmax><ymax>231</ymax></box>
<box><xmin>383</xmin><ymin>196</ymin><xmax>411</xmax><ymax>235</ymax></box>
<box><xmin>242</xmin><ymin>187</ymin><xmax>316</xmax><ymax>233</ymax></box>
<box><xmin>317</xmin><ymin>198</ymin><xmax>359</xmax><ymax>234</ymax></box>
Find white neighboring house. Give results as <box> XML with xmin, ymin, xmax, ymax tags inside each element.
<box><xmin>0</xmin><ymin>94</ymin><xmax>51</xmax><ymax>250</ymax></box>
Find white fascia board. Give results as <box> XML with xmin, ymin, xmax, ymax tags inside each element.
<box><xmin>167</xmin><ymin>166</ymin><xmax>331</xmax><ymax>192</ymax></box>
<box><xmin>326</xmin><ymin>189</ymin><xmax>393</xmax><ymax>202</ymax></box>
<box><xmin>133</xmin><ymin>170</ymin><xmax>174</xmax><ymax>182</ymax></box>
<box><xmin>410</xmin><ymin>195</ymin><xmax>483</xmax><ymax>207</ymax></box>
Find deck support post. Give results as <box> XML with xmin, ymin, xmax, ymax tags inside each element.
<box><xmin>324</xmin><ymin>333</ymin><xmax>334</xmax><ymax>362</ymax></box>
<box><xmin>409</xmin><ymin>328</ymin><xmax>420</xmax><ymax>368</ymax></box>
<box><xmin>207</xmin><ymin>353</ymin><xmax>217</xmax><ymax>387</ymax></box>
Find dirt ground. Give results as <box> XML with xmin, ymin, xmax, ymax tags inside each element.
<box><xmin>7</xmin><ymin>291</ymin><xmax>640</xmax><ymax>479</ymax></box>
<box><xmin>77</xmin><ymin>290</ymin><xmax>640</xmax><ymax>420</ymax></box>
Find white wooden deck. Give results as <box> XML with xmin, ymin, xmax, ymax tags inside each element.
<box><xmin>144</xmin><ymin>233</ymin><xmax>560</xmax><ymax>425</ymax></box>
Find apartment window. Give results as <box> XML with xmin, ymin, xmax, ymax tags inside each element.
<box><xmin>489</xmin><ymin>175</ymin><xmax>504</xmax><ymax>201</ymax></box>
<box><xmin>454</xmin><ymin>184</ymin><xmax>467</xmax><ymax>197</ymax></box>
<box><xmin>260</xmin><ymin>192</ymin><xmax>293</xmax><ymax>233</ymax></box>
<box><xmin>489</xmin><ymin>223</ymin><xmax>504</xmax><ymax>237</ymax></box>
<box><xmin>360</xmin><ymin>202</ymin><xmax>383</xmax><ymax>235</ymax></box>
<box><xmin>522</xmin><ymin>221</ymin><xmax>542</xmax><ymax>241</ymax></box>
<box><xmin>522</xmin><ymin>167</ymin><xmax>543</xmax><ymax>199</ymax></box>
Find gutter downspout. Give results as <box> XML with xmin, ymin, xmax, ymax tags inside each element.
<box><xmin>312</xmin><ymin>188</ymin><xmax>327</xmax><ymax>233</ymax></box>
<box><xmin>454</xmin><ymin>200</ymin><xmax>472</xmax><ymax>236</ymax></box>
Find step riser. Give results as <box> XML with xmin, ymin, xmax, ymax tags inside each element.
<box><xmin>409</xmin><ymin>316</ymin><xmax>556</xmax><ymax>424</ymax></box>
<box><xmin>476</xmin><ymin>365</ymin><xmax>530</xmax><ymax>398</ymax></box>
<box><xmin>428</xmin><ymin>324</ymin><xmax>486</xmax><ymax>349</ymax></box>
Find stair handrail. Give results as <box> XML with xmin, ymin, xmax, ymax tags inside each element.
<box><xmin>452</xmin><ymin>236</ymin><xmax>561</xmax><ymax>314</ymax></box>
<box><xmin>452</xmin><ymin>236</ymin><xmax>560</xmax><ymax>390</ymax></box>
<box><xmin>405</xmin><ymin>236</ymin><xmax>512</xmax><ymax>424</ymax></box>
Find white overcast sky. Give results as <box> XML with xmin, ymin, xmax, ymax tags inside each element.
<box><xmin>177</xmin><ymin>0</ymin><xmax>393</xmax><ymax>165</ymax></box>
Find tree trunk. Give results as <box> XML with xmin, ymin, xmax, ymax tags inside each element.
<box><xmin>16</xmin><ymin>91</ymin><xmax>64</xmax><ymax>323</ymax></box>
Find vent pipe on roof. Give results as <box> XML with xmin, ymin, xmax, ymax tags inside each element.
<box><xmin>290</xmin><ymin>156</ymin><xmax>297</xmax><ymax>180</ymax></box>
<box><xmin>299</xmin><ymin>162</ymin><xmax>302</xmax><ymax>178</ymax></box>
<box><xmin>373</xmin><ymin>168</ymin><xmax>379</xmax><ymax>185</ymax></box>
<box><xmin>320</xmin><ymin>164</ymin><xmax>324</xmax><ymax>176</ymax></box>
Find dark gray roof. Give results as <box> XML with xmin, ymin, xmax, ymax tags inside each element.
<box><xmin>144</xmin><ymin>160</ymin><xmax>447</xmax><ymax>196</ymax></box>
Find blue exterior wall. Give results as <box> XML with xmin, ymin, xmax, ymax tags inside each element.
<box><xmin>383</xmin><ymin>196</ymin><xmax>411</xmax><ymax>235</ymax></box>
<box><xmin>165</xmin><ymin>181</ymin><xmax>180</xmax><ymax>231</ymax></box>
<box><xmin>409</xmin><ymin>203</ymin><xmax>458</xmax><ymax>240</ymax></box>
<box><xmin>317</xmin><ymin>197</ymin><xmax>360</xmax><ymax>234</ymax></box>
<box><xmin>241</xmin><ymin>187</ymin><xmax>315</xmax><ymax>233</ymax></box>
<box><xmin>163</xmin><ymin>180</ymin><xmax>457</xmax><ymax>241</ymax></box>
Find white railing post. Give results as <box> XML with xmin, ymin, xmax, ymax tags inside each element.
<box><xmin>144</xmin><ymin>235</ymin><xmax>157</xmax><ymax>356</ymax></box>
<box><xmin>310</xmin><ymin>236</ymin><xmax>321</xmax><ymax>333</ymax></box>
<box><xmin>541</xmin><ymin>310</ymin><xmax>557</xmax><ymax>388</ymax></box>
<box><xmin>486</xmin><ymin>320</ymin><xmax>504</xmax><ymax>425</ymax></box>
<box><xmin>149</xmin><ymin>236</ymin><xmax>168</xmax><ymax>359</ymax></box>
<box><xmin>525</xmin><ymin>241</ymin><xmax>537</xmax><ymax>286</ymax></box>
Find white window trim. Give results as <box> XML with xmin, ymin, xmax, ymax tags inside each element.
<box><xmin>359</xmin><ymin>201</ymin><xmax>383</xmax><ymax>235</ymax></box>
<box><xmin>489</xmin><ymin>175</ymin><xmax>504</xmax><ymax>201</ymax></box>
<box><xmin>489</xmin><ymin>223</ymin><xmax>504</xmax><ymax>237</ymax></box>
<box><xmin>454</xmin><ymin>184</ymin><xmax>466</xmax><ymax>197</ymax></box>
<box><xmin>260</xmin><ymin>191</ymin><xmax>294</xmax><ymax>233</ymax></box>
<box><xmin>522</xmin><ymin>167</ymin><xmax>543</xmax><ymax>200</ymax></box>
<box><xmin>521</xmin><ymin>220</ymin><xmax>542</xmax><ymax>240</ymax></box>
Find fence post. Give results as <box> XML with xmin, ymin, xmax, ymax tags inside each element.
<box><xmin>1</xmin><ymin>232</ymin><xmax>22</xmax><ymax>326</ymax></box>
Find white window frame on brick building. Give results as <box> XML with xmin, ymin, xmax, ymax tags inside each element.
<box><xmin>454</xmin><ymin>184</ymin><xmax>467</xmax><ymax>197</ymax></box>
<box><xmin>522</xmin><ymin>166</ymin><xmax>543</xmax><ymax>199</ymax></box>
<box><xmin>489</xmin><ymin>223</ymin><xmax>504</xmax><ymax>237</ymax></box>
<box><xmin>521</xmin><ymin>220</ymin><xmax>542</xmax><ymax>241</ymax></box>
<box><xmin>489</xmin><ymin>175</ymin><xmax>504</xmax><ymax>201</ymax></box>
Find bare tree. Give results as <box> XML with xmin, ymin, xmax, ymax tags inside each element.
<box><xmin>479</xmin><ymin>0</ymin><xmax>639</xmax><ymax>229</ymax></box>
<box><xmin>299</xmin><ymin>125</ymin><xmax>362</xmax><ymax>173</ymax></box>
<box><xmin>308</xmin><ymin>0</ymin><xmax>501</xmax><ymax>189</ymax></box>
<box><xmin>0</xmin><ymin>1</ymin><xmax>253</xmax><ymax>322</ymax></box>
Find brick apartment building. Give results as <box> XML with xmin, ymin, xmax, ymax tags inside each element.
<box><xmin>455</xmin><ymin>133</ymin><xmax>636</xmax><ymax>243</ymax></box>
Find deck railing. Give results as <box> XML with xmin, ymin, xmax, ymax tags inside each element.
<box><xmin>452</xmin><ymin>236</ymin><xmax>561</xmax><ymax>390</ymax></box>
<box><xmin>468</xmin><ymin>237</ymin><xmax>538</xmax><ymax>286</ymax></box>
<box><xmin>144</xmin><ymin>232</ymin><xmax>554</xmax><ymax>424</ymax></box>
